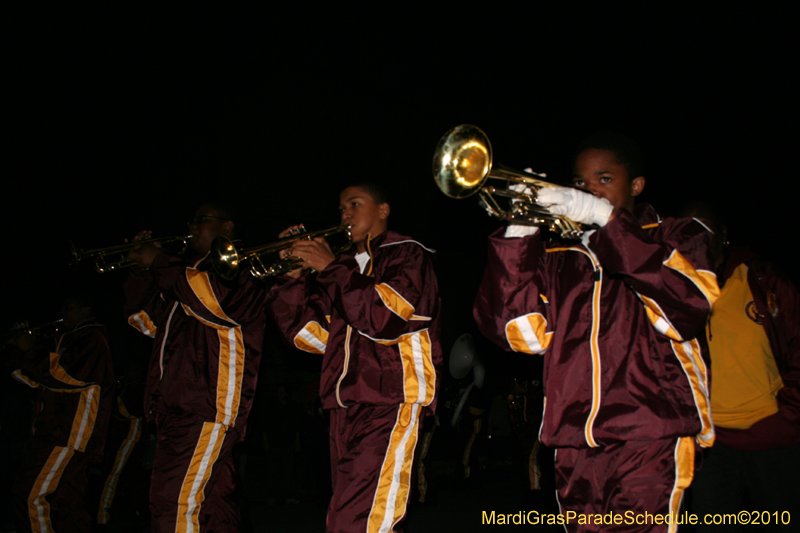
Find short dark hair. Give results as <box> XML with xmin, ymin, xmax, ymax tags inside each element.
<box><xmin>197</xmin><ymin>201</ymin><xmax>236</xmax><ymax>222</ymax></box>
<box><xmin>61</xmin><ymin>292</ymin><xmax>95</xmax><ymax>312</ymax></box>
<box><xmin>573</xmin><ymin>131</ymin><xmax>644</xmax><ymax>179</ymax></box>
<box><xmin>343</xmin><ymin>183</ymin><xmax>390</xmax><ymax>205</ymax></box>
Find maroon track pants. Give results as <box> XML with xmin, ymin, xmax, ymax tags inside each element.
<box><xmin>327</xmin><ymin>403</ymin><xmax>426</xmax><ymax>533</ymax></box>
<box><xmin>150</xmin><ymin>416</ymin><xmax>239</xmax><ymax>533</ymax></box>
<box><xmin>13</xmin><ymin>441</ymin><xmax>91</xmax><ymax>533</ymax></box>
<box><xmin>555</xmin><ymin>437</ymin><xmax>695</xmax><ymax>533</ymax></box>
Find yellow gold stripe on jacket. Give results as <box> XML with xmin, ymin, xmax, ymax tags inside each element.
<box><xmin>185</xmin><ymin>268</ymin><xmax>239</xmax><ymax>325</ymax></box>
<box><xmin>584</xmin><ymin>261</ymin><xmax>603</xmax><ymax>448</ymax></box>
<box><xmin>399</xmin><ymin>330</ymin><xmax>436</xmax><ymax>405</ymax></box>
<box><xmin>369</xmin><ymin>330</ymin><xmax>436</xmax><ymax>406</ymax></box>
<box><xmin>182</xmin><ymin>305</ymin><xmax>229</xmax><ymax>331</ymax></box>
<box><xmin>49</xmin><ymin>352</ymin><xmax>88</xmax><ymax>387</ymax></box>
<box><xmin>641</xmin><ymin>296</ymin><xmax>684</xmax><ymax>342</ymax></box>
<box><xmin>663</xmin><ymin>250</ymin><xmax>720</xmax><ymax>308</ymax></box>
<box><xmin>12</xmin><ymin>370</ymin><xmax>40</xmax><ymax>388</ymax></box>
<box><xmin>177</xmin><ymin>422</ymin><xmax>227</xmax><ymax>533</ymax></box>
<box><xmin>366</xmin><ymin>234</ymin><xmax>374</xmax><ymax>276</ymax></box>
<box><xmin>335</xmin><ymin>326</ymin><xmax>353</xmax><ymax>408</ymax></box>
<box><xmin>97</xmin><ymin>417</ymin><xmax>142</xmax><ymax>524</ymax></box>
<box><xmin>215</xmin><ymin>326</ymin><xmax>245</xmax><ymax>427</ymax></box>
<box><xmin>67</xmin><ymin>386</ymin><xmax>99</xmax><ymax>452</ymax></box>
<box><xmin>27</xmin><ymin>446</ymin><xmax>75</xmax><ymax>533</ymax></box>
<box><xmin>671</xmin><ymin>338</ymin><xmax>714</xmax><ymax>447</ymax></box>
<box><xmin>546</xmin><ymin>246</ymin><xmax>603</xmax><ymax>447</ymax></box>
<box><xmin>293</xmin><ymin>321</ymin><xmax>329</xmax><ymax>354</ymax></box>
<box><xmin>375</xmin><ymin>283</ymin><xmax>415</xmax><ymax>321</ymax></box>
<box><xmin>368</xmin><ymin>403</ymin><xmax>421</xmax><ymax>533</ymax></box>
<box><xmin>505</xmin><ymin>313</ymin><xmax>552</xmax><ymax>355</ymax></box>
<box><xmin>667</xmin><ymin>437</ymin><xmax>695</xmax><ymax>533</ymax></box>
<box><xmin>128</xmin><ymin>310</ymin><xmax>157</xmax><ymax>338</ymax></box>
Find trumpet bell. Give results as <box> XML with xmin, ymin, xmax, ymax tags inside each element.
<box><xmin>432</xmin><ymin>124</ymin><xmax>586</xmax><ymax>239</ymax></box>
<box><xmin>433</xmin><ymin>124</ymin><xmax>493</xmax><ymax>199</ymax></box>
<box><xmin>210</xmin><ymin>237</ymin><xmax>242</xmax><ymax>281</ymax></box>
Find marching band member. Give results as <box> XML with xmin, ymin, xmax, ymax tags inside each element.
<box><xmin>474</xmin><ymin>133</ymin><xmax>719</xmax><ymax>532</ymax></box>
<box><xmin>10</xmin><ymin>295</ymin><xmax>115</xmax><ymax>533</ymax></box>
<box><xmin>267</xmin><ymin>183</ymin><xmax>442</xmax><ymax>533</ymax></box>
<box><xmin>125</xmin><ymin>203</ymin><xmax>268</xmax><ymax>533</ymax></box>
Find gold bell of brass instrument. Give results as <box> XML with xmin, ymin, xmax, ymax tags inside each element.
<box><xmin>70</xmin><ymin>235</ymin><xmax>193</xmax><ymax>273</ymax></box>
<box><xmin>432</xmin><ymin>124</ymin><xmax>585</xmax><ymax>239</ymax></box>
<box><xmin>210</xmin><ymin>225</ymin><xmax>353</xmax><ymax>280</ymax></box>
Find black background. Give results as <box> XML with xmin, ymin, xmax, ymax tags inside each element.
<box><xmin>6</xmin><ymin>5</ymin><xmax>796</xmax><ymax>334</ymax></box>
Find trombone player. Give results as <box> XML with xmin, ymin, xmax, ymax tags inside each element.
<box><xmin>125</xmin><ymin>202</ymin><xmax>268</xmax><ymax>533</ymax></box>
<box><xmin>267</xmin><ymin>183</ymin><xmax>442</xmax><ymax>533</ymax></box>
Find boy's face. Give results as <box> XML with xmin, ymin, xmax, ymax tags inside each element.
<box><xmin>571</xmin><ymin>148</ymin><xmax>644</xmax><ymax>213</ymax></box>
<box><xmin>339</xmin><ymin>186</ymin><xmax>389</xmax><ymax>250</ymax></box>
<box><xmin>188</xmin><ymin>205</ymin><xmax>234</xmax><ymax>254</ymax></box>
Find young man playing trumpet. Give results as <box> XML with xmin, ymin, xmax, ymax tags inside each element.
<box><xmin>474</xmin><ymin>133</ymin><xmax>719</xmax><ymax>532</ymax></box>
<box><xmin>125</xmin><ymin>203</ymin><xmax>268</xmax><ymax>533</ymax></box>
<box><xmin>10</xmin><ymin>294</ymin><xmax>115</xmax><ymax>533</ymax></box>
<box><xmin>267</xmin><ymin>184</ymin><xmax>442</xmax><ymax>533</ymax></box>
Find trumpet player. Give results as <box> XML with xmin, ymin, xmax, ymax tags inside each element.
<box><xmin>9</xmin><ymin>294</ymin><xmax>115</xmax><ymax>533</ymax></box>
<box><xmin>267</xmin><ymin>183</ymin><xmax>442</xmax><ymax>533</ymax></box>
<box><xmin>125</xmin><ymin>202</ymin><xmax>268</xmax><ymax>533</ymax></box>
<box><xmin>474</xmin><ymin>133</ymin><xmax>719</xmax><ymax>532</ymax></box>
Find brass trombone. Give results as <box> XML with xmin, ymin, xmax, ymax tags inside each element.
<box><xmin>211</xmin><ymin>225</ymin><xmax>352</xmax><ymax>280</ymax></box>
<box><xmin>70</xmin><ymin>236</ymin><xmax>193</xmax><ymax>273</ymax></box>
<box><xmin>432</xmin><ymin>124</ymin><xmax>585</xmax><ymax>239</ymax></box>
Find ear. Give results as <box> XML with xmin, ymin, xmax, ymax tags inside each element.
<box><xmin>379</xmin><ymin>203</ymin><xmax>390</xmax><ymax>220</ymax></box>
<box><xmin>631</xmin><ymin>176</ymin><xmax>645</xmax><ymax>197</ymax></box>
<box><xmin>222</xmin><ymin>220</ymin><xmax>235</xmax><ymax>237</ymax></box>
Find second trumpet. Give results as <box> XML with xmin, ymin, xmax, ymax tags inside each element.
<box><xmin>70</xmin><ymin>235</ymin><xmax>192</xmax><ymax>273</ymax></box>
<box><xmin>210</xmin><ymin>225</ymin><xmax>352</xmax><ymax>280</ymax></box>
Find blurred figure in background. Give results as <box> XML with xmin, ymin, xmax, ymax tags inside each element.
<box><xmin>9</xmin><ymin>294</ymin><xmax>115</xmax><ymax>533</ymax></box>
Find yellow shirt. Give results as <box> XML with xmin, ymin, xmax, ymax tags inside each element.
<box><xmin>707</xmin><ymin>263</ymin><xmax>783</xmax><ymax>429</ymax></box>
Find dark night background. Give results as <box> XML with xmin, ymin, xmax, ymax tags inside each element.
<box><xmin>2</xmin><ymin>6</ymin><xmax>797</xmax><ymax>532</ymax></box>
<box><xmin>5</xmin><ymin>5</ymin><xmax>796</xmax><ymax>337</ymax></box>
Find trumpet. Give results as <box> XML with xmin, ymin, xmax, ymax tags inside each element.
<box><xmin>210</xmin><ymin>225</ymin><xmax>352</xmax><ymax>280</ymax></box>
<box><xmin>70</xmin><ymin>235</ymin><xmax>193</xmax><ymax>273</ymax></box>
<box><xmin>433</xmin><ymin>124</ymin><xmax>585</xmax><ymax>239</ymax></box>
<box><xmin>4</xmin><ymin>319</ymin><xmax>64</xmax><ymax>342</ymax></box>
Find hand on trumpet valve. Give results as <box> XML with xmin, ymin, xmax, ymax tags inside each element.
<box><xmin>276</xmin><ymin>224</ymin><xmax>335</xmax><ymax>275</ymax></box>
<box><xmin>289</xmin><ymin>238</ymin><xmax>335</xmax><ymax>273</ymax></box>
<box><xmin>536</xmin><ymin>187</ymin><xmax>613</xmax><ymax>227</ymax></box>
<box><xmin>508</xmin><ymin>183</ymin><xmax>534</xmax><ymax>204</ymax></box>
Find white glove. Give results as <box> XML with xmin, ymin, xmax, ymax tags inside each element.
<box><xmin>509</xmin><ymin>169</ymin><xmax>546</xmax><ymax>201</ymax></box>
<box><xmin>537</xmin><ymin>187</ymin><xmax>613</xmax><ymax>227</ymax></box>
<box><xmin>504</xmin><ymin>224</ymin><xmax>539</xmax><ymax>238</ymax></box>
<box><xmin>508</xmin><ymin>182</ymin><xmax>533</xmax><ymax>203</ymax></box>
<box><xmin>505</xmin><ymin>180</ymin><xmax>538</xmax><ymax>238</ymax></box>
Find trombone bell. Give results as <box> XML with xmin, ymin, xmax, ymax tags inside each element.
<box><xmin>433</xmin><ymin>124</ymin><xmax>585</xmax><ymax>239</ymax></box>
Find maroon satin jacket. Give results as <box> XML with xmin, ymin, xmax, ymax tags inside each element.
<box><xmin>12</xmin><ymin>319</ymin><xmax>115</xmax><ymax>461</ymax></box>
<box><xmin>124</xmin><ymin>252</ymin><xmax>267</xmax><ymax>440</ymax></box>
<box><xmin>267</xmin><ymin>230</ymin><xmax>442</xmax><ymax>411</ymax></box>
<box><xmin>474</xmin><ymin>204</ymin><xmax>719</xmax><ymax>449</ymax></box>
